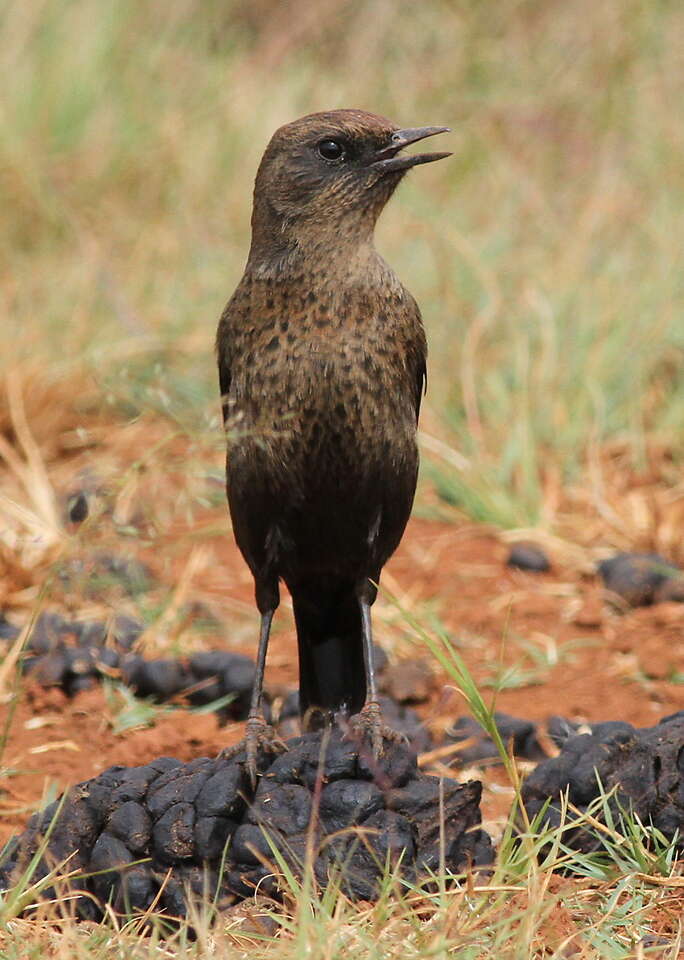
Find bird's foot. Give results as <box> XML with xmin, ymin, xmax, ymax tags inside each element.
<box><xmin>221</xmin><ymin>715</ymin><xmax>287</xmax><ymax>789</ymax></box>
<box><xmin>347</xmin><ymin>700</ymin><xmax>408</xmax><ymax>759</ymax></box>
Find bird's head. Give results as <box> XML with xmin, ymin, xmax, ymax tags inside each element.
<box><xmin>248</xmin><ymin>109</ymin><xmax>450</xmax><ymax>267</ymax></box>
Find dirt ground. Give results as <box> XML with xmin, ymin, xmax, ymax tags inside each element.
<box><xmin>1</xmin><ymin>391</ymin><xmax>683</xmax><ymax>854</ymax></box>
<box><xmin>2</xmin><ymin>513</ymin><xmax>683</xmax><ymax>848</ymax></box>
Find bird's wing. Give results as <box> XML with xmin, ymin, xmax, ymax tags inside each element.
<box><xmin>216</xmin><ymin>308</ymin><xmax>232</xmax><ymax>425</ymax></box>
<box><xmin>407</xmin><ymin>294</ymin><xmax>428</xmax><ymax>423</ymax></box>
<box><xmin>415</xmin><ymin>352</ymin><xmax>427</xmax><ymax>422</ymax></box>
<box><xmin>218</xmin><ymin>356</ymin><xmax>231</xmax><ymax>424</ymax></box>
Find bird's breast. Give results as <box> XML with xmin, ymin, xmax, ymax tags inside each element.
<box><xmin>228</xmin><ymin>331</ymin><xmax>413</xmax><ymax>496</ymax></box>
<box><xmin>236</xmin><ymin>325</ymin><xmax>411</xmax><ymax>430</ymax></box>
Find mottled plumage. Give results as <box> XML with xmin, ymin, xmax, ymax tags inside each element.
<box><xmin>216</xmin><ymin>109</ymin><xmax>449</xmax><ymax>773</ymax></box>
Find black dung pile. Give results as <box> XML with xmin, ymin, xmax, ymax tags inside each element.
<box><xmin>122</xmin><ymin>650</ymin><xmax>256</xmax><ymax>718</ymax></box>
<box><xmin>1</xmin><ymin>611</ymin><xmax>142</xmax><ymax>697</ymax></box>
<box><xmin>0</xmin><ymin>612</ymin><xmax>256</xmax><ymax>718</ymax></box>
<box><xmin>0</xmin><ymin>731</ymin><xmax>492</xmax><ymax>919</ymax></box>
<box><xmin>445</xmin><ymin>712</ymin><xmax>547</xmax><ymax>765</ymax></box>
<box><xmin>597</xmin><ymin>552</ymin><xmax>684</xmax><ymax>606</ymax></box>
<box><xmin>2</xmin><ymin>614</ymin><xmax>434</xmax><ymax>741</ymax></box>
<box><xmin>522</xmin><ymin>712</ymin><xmax>684</xmax><ymax>853</ymax></box>
<box><xmin>506</xmin><ymin>543</ymin><xmax>551</xmax><ymax>573</ymax></box>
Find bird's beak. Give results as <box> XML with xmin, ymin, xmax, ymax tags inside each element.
<box><xmin>370</xmin><ymin>126</ymin><xmax>451</xmax><ymax>173</ymax></box>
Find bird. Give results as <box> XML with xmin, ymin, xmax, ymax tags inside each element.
<box><xmin>216</xmin><ymin>109</ymin><xmax>450</xmax><ymax>781</ymax></box>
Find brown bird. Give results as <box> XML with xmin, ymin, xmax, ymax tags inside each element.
<box><xmin>216</xmin><ymin>109</ymin><xmax>449</xmax><ymax>779</ymax></box>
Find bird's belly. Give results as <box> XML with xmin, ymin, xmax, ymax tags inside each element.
<box><xmin>235</xmin><ymin>341</ymin><xmax>414</xmax><ymax>467</ymax></box>
<box><xmin>227</xmin><ymin>339</ymin><xmax>419</xmax><ymax>580</ymax></box>
<box><xmin>228</xmin><ymin>395</ymin><xmax>416</xmax><ymax>579</ymax></box>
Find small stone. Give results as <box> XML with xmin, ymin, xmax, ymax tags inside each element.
<box><xmin>0</xmin><ymin>615</ymin><xmax>20</xmax><ymax>642</ymax></box>
<box><xmin>445</xmin><ymin>713</ymin><xmax>545</xmax><ymax>765</ymax></box>
<box><xmin>372</xmin><ymin>643</ymin><xmax>389</xmax><ymax>674</ymax></box>
<box><xmin>187</xmin><ymin>676</ymin><xmax>224</xmax><ymax>707</ymax></box>
<box><xmin>109</xmin><ymin>766</ymin><xmax>159</xmax><ymax>806</ymax></box>
<box><xmin>357</xmin><ymin>736</ymin><xmax>416</xmax><ymax>787</ymax></box>
<box><xmin>119</xmin><ymin>866</ymin><xmax>156</xmax><ymax>912</ymax></box>
<box><xmin>223</xmin><ymin>655</ymin><xmax>256</xmax><ymax>718</ymax></box>
<box><xmin>27</xmin><ymin>612</ymin><xmax>71</xmax><ymax>654</ymax></box>
<box><xmin>331</xmin><ymin>810</ymin><xmax>415</xmax><ymax>900</ymax></box>
<box><xmin>190</xmin><ymin>650</ymin><xmax>239</xmax><ymax>676</ymax></box>
<box><xmin>598</xmin><ymin>552</ymin><xmax>678</xmax><ymax>606</ymax></box>
<box><xmin>388</xmin><ymin>777</ymin><xmax>491</xmax><ymax>871</ymax></box>
<box><xmin>507</xmin><ymin>543</ymin><xmax>551</xmax><ymax>573</ymax></box>
<box><xmin>64</xmin><ymin>647</ymin><xmax>97</xmax><ymax>677</ymax></box>
<box><xmin>654</xmin><ymin>576</ymin><xmax>684</xmax><ymax>604</ymax></box>
<box><xmin>119</xmin><ymin>654</ymin><xmax>145</xmax><ymax>687</ymax></box>
<box><xmin>65</xmin><ymin>675</ymin><xmax>96</xmax><ymax>696</ymax></box>
<box><xmin>190</xmin><ymin>651</ymin><xmax>252</xmax><ymax>710</ymax></box>
<box><xmin>129</xmin><ymin>659</ymin><xmax>188</xmax><ymax>700</ymax></box>
<box><xmin>95</xmin><ymin>648</ymin><xmax>121</xmax><ymax>671</ymax></box>
<box><xmin>111</xmin><ymin>615</ymin><xmax>144</xmax><ymax>650</ymax></box>
<box><xmin>230</xmin><ymin>824</ymin><xmax>275</xmax><ymax>866</ymax></box>
<box><xmin>66</xmin><ymin>491</ymin><xmax>89</xmax><ymax>524</ymax></box>
<box><xmin>265</xmin><ymin>732</ymin><xmax>358</xmax><ymax>788</ymax></box>
<box><xmin>30</xmin><ymin>652</ymin><xmax>68</xmax><ymax>686</ymax></box>
<box><xmin>149</xmin><ymin>756</ymin><xmax>184</xmax><ymax>774</ymax></box>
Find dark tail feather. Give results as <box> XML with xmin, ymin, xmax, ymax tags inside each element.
<box><xmin>292</xmin><ymin>580</ymin><xmax>366</xmax><ymax>720</ymax></box>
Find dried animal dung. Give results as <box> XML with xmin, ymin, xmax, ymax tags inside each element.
<box><xmin>521</xmin><ymin>712</ymin><xmax>684</xmax><ymax>853</ymax></box>
<box><xmin>445</xmin><ymin>713</ymin><xmax>547</xmax><ymax>765</ymax></box>
<box><xmin>597</xmin><ymin>552</ymin><xmax>680</xmax><ymax>606</ymax></box>
<box><xmin>0</xmin><ymin>730</ymin><xmax>492</xmax><ymax>919</ymax></box>
<box><xmin>1</xmin><ymin>611</ymin><xmax>257</xmax><ymax>720</ymax></box>
<box><xmin>66</xmin><ymin>490</ymin><xmax>90</xmax><ymax>524</ymax></box>
<box><xmin>0</xmin><ymin>614</ymin><xmax>20</xmax><ymax>642</ymax></box>
<box><xmin>506</xmin><ymin>543</ymin><xmax>551</xmax><ymax>573</ymax></box>
<box><xmin>56</xmin><ymin>552</ymin><xmax>152</xmax><ymax>598</ymax></box>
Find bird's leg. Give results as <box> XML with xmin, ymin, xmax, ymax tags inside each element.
<box><xmin>222</xmin><ymin>608</ymin><xmax>286</xmax><ymax>787</ymax></box>
<box><xmin>349</xmin><ymin>597</ymin><xmax>407</xmax><ymax>758</ymax></box>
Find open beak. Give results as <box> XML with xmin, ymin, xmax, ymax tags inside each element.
<box><xmin>370</xmin><ymin>126</ymin><xmax>451</xmax><ymax>174</ymax></box>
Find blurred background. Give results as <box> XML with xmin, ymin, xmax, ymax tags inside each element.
<box><xmin>2</xmin><ymin>0</ymin><xmax>684</xmax><ymax>535</ymax></box>
<box><xmin>3</xmin><ymin>3</ymin><xmax>684</xmax><ymax>943</ymax></box>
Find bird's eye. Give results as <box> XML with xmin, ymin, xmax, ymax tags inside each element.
<box><xmin>317</xmin><ymin>139</ymin><xmax>346</xmax><ymax>162</ymax></box>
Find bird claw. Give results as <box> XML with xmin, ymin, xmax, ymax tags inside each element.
<box><xmin>221</xmin><ymin>715</ymin><xmax>287</xmax><ymax>789</ymax></box>
<box><xmin>347</xmin><ymin>700</ymin><xmax>408</xmax><ymax>758</ymax></box>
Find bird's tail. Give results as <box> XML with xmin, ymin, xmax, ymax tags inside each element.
<box><xmin>291</xmin><ymin>579</ymin><xmax>366</xmax><ymax>721</ymax></box>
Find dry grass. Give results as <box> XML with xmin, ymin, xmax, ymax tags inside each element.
<box><xmin>3</xmin><ymin>0</ymin><xmax>684</xmax><ymax>528</ymax></box>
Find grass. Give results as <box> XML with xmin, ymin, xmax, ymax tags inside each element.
<box><xmin>0</xmin><ymin>622</ymin><xmax>682</xmax><ymax>958</ymax></box>
<box><xmin>3</xmin><ymin>0</ymin><xmax>684</xmax><ymax>530</ymax></box>
<box><xmin>2</xmin><ymin>0</ymin><xmax>684</xmax><ymax>955</ymax></box>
